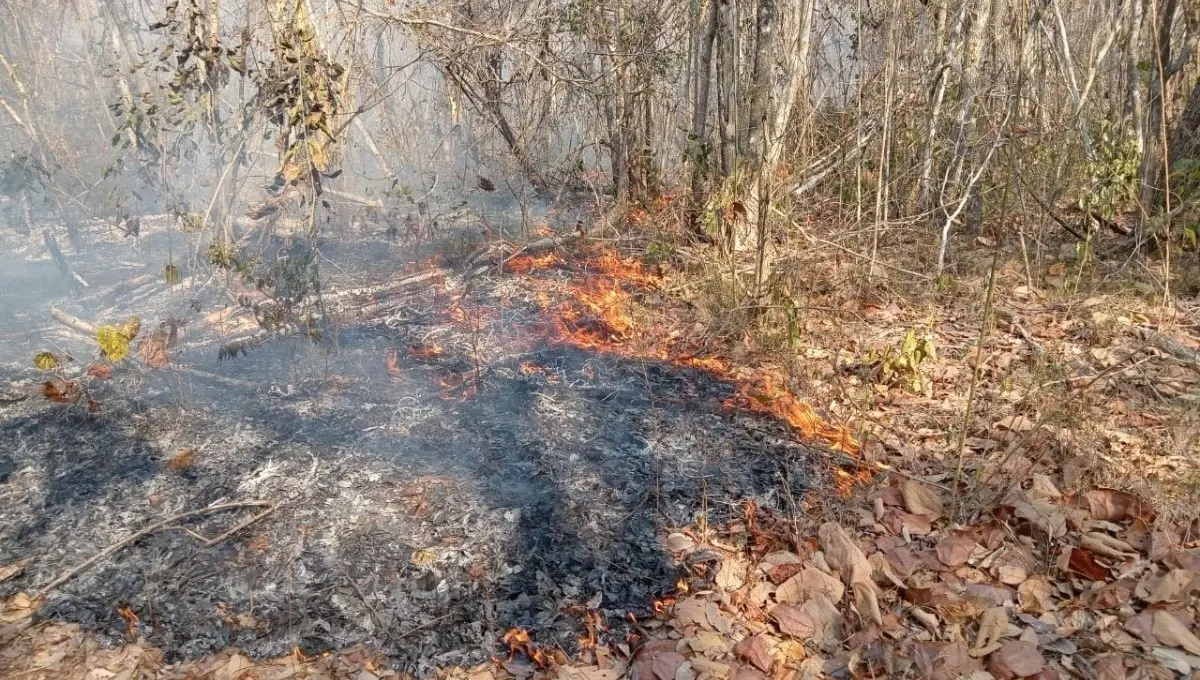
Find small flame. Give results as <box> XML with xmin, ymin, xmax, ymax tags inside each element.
<box><xmin>407</xmin><ymin>343</ymin><xmax>444</xmax><ymax>360</ymax></box>
<box><xmin>506</xmin><ymin>252</ymin><xmax>562</xmax><ymax>274</ymax></box>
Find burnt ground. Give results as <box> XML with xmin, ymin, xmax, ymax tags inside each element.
<box><xmin>0</xmin><ymin>216</ymin><xmax>815</xmax><ymax>675</ymax></box>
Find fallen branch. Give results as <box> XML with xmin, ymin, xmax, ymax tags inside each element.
<box><xmin>78</xmin><ymin>273</ymin><xmax>156</xmax><ymax>304</ymax></box>
<box><xmin>43</xmin><ymin>230</ymin><xmax>89</xmax><ymax>292</ymax></box>
<box><xmin>170</xmin><ymin>365</ymin><xmax>262</xmax><ymax>389</ymax></box>
<box><xmin>1140</xmin><ymin>328</ymin><xmax>1200</xmax><ymax>373</ymax></box>
<box><xmin>37</xmin><ymin>501</ymin><xmax>277</xmax><ymax>597</ymax></box>
<box><xmin>49</xmin><ymin>306</ymin><xmax>97</xmax><ymax>335</ymax></box>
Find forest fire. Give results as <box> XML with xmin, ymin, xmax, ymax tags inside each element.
<box><xmin>510</xmin><ymin>245</ymin><xmax>861</xmax><ymax>457</ymax></box>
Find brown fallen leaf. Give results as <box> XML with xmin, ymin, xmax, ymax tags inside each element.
<box><xmin>1084</xmin><ymin>488</ymin><xmax>1156</xmax><ymax>524</ymax></box>
<box><xmin>818</xmin><ymin>522</ymin><xmax>872</xmax><ymax>585</ymax></box>
<box><xmin>86</xmin><ymin>362</ymin><xmax>114</xmax><ymax>379</ymax></box>
<box><xmin>0</xmin><ymin>592</ymin><xmax>41</xmax><ymax>623</ymax></box>
<box><xmin>643</xmin><ymin>649</ymin><xmax>686</xmax><ymax>680</ymax></box>
<box><xmin>1151</xmin><ymin>610</ymin><xmax>1200</xmax><ymax>655</ymax></box>
<box><xmin>987</xmin><ymin>640</ymin><xmax>1043</xmax><ymax>679</ymax></box>
<box><xmin>138</xmin><ymin>330</ymin><xmax>171</xmax><ymax>368</ymax></box>
<box><xmin>1017</xmin><ymin>576</ymin><xmax>1055</xmax><ymax>614</ymax></box>
<box><xmin>971</xmin><ymin>607</ymin><xmax>1009</xmax><ymax>657</ymax></box>
<box><xmin>770</xmin><ymin>603</ymin><xmax>814</xmax><ymax>639</ymax></box>
<box><xmin>734</xmin><ymin>634</ymin><xmax>773</xmax><ymax>674</ymax></box>
<box><xmin>776</xmin><ymin>567</ymin><xmax>845</xmax><ymax>605</ymax></box>
<box><xmin>798</xmin><ymin>593</ymin><xmax>843</xmax><ymax>648</ymax></box>
<box><xmin>1066</xmin><ymin>547</ymin><xmax>1110</xmax><ymax>581</ymax></box>
<box><xmin>42</xmin><ymin>378</ymin><xmax>81</xmax><ymax>404</ymax></box>
<box><xmin>166</xmin><ymin>448</ymin><xmax>198</xmax><ymax>472</ymax></box>
<box><xmin>852</xmin><ymin>579</ymin><xmax>883</xmax><ymax>626</ymax></box>
<box><xmin>0</xmin><ymin>559</ymin><xmax>29</xmax><ymax>583</ymax></box>
<box><xmin>901</xmin><ymin>479</ymin><xmax>944</xmax><ymax>520</ymax></box>
<box><xmin>1147</xmin><ymin>569</ymin><xmax>1199</xmax><ymax>603</ymax></box>
<box><xmin>936</xmin><ymin>533</ymin><xmax>978</xmax><ymax>568</ymax></box>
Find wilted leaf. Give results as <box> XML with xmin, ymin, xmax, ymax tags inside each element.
<box><xmin>164</xmin><ymin>262</ymin><xmax>181</xmax><ymax>285</ymax></box>
<box><xmin>166</xmin><ymin>448</ymin><xmax>197</xmax><ymax>472</ymax></box>
<box><xmin>97</xmin><ymin>325</ymin><xmax>131</xmax><ymax>361</ymax></box>
<box><xmin>777</xmin><ymin>567</ymin><xmax>845</xmax><ymax>605</ymax></box>
<box><xmin>901</xmin><ymin>480</ymin><xmax>944</xmax><ymax>520</ymax></box>
<box><xmin>1084</xmin><ymin>488</ymin><xmax>1156</xmax><ymax>524</ymax></box>
<box><xmin>42</xmin><ymin>379</ymin><xmax>81</xmax><ymax>403</ymax></box>
<box><xmin>34</xmin><ymin>351</ymin><xmax>61</xmax><ymax>370</ymax></box>
<box><xmin>282</xmin><ymin>161</ymin><xmax>304</xmax><ymax>183</ymax></box>
<box><xmin>734</xmin><ymin>634</ymin><xmax>772</xmax><ymax>673</ymax></box>
<box><xmin>1148</xmin><ymin>569</ymin><xmax>1199</xmax><ymax>603</ymax></box>
<box><xmin>118</xmin><ymin>316</ymin><xmax>141</xmax><ymax>340</ymax></box>
<box><xmin>852</xmin><ymin>579</ymin><xmax>883</xmax><ymax>626</ymax></box>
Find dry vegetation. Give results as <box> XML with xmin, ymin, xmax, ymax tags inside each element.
<box><xmin>2</xmin><ymin>0</ymin><xmax>1200</xmax><ymax>676</ymax></box>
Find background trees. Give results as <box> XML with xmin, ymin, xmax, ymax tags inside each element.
<box><xmin>1</xmin><ymin>0</ymin><xmax>1197</xmax><ymax>282</ymax></box>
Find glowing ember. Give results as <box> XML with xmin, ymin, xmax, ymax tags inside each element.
<box><xmin>505</xmin><ymin>252</ymin><xmax>562</xmax><ymax>274</ymax></box>
<box><xmin>407</xmin><ymin>343</ymin><xmax>444</xmax><ymax>360</ymax></box>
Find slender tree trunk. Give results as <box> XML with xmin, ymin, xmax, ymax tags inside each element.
<box><xmin>689</xmin><ymin>0</ymin><xmax>720</xmax><ymax>232</ymax></box>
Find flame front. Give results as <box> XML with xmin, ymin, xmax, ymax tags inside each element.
<box><xmin>510</xmin><ymin>244</ymin><xmax>861</xmax><ymax>459</ymax></box>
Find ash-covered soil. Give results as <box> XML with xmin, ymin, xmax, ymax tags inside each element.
<box><xmin>0</xmin><ymin>216</ymin><xmax>815</xmax><ymax>674</ymax></box>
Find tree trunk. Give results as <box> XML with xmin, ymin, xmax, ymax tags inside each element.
<box><xmin>689</xmin><ymin>0</ymin><xmax>720</xmax><ymax>232</ymax></box>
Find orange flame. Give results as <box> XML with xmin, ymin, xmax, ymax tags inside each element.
<box><xmin>508</xmin><ymin>245</ymin><xmax>861</xmax><ymax>459</ymax></box>
<box><xmin>506</xmin><ymin>252</ymin><xmax>562</xmax><ymax>274</ymax></box>
<box><xmin>407</xmin><ymin>343</ymin><xmax>444</xmax><ymax>360</ymax></box>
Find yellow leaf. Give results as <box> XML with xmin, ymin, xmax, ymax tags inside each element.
<box><xmin>34</xmin><ymin>352</ymin><xmax>61</xmax><ymax>370</ymax></box>
<box><xmin>97</xmin><ymin>326</ymin><xmax>131</xmax><ymax>362</ymax></box>
<box><xmin>309</xmin><ymin>140</ymin><xmax>328</xmax><ymax>172</ymax></box>
<box><xmin>117</xmin><ymin>316</ymin><xmax>141</xmax><ymax>341</ymax></box>
<box><xmin>281</xmin><ymin>161</ymin><xmax>304</xmax><ymax>183</ymax></box>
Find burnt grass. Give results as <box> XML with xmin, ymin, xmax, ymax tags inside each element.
<box><xmin>0</xmin><ymin>231</ymin><xmax>816</xmax><ymax>674</ymax></box>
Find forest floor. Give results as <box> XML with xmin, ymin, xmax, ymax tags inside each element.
<box><xmin>1</xmin><ymin>205</ymin><xmax>1199</xmax><ymax>679</ymax></box>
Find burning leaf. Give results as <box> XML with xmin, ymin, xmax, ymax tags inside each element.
<box><xmin>407</xmin><ymin>343</ymin><xmax>444</xmax><ymax>360</ymax></box>
<box><xmin>166</xmin><ymin>448</ymin><xmax>198</xmax><ymax>472</ymax></box>
<box><xmin>734</xmin><ymin>635</ymin><xmax>773</xmax><ymax>673</ymax></box>
<box><xmin>1084</xmin><ymin>488</ymin><xmax>1156</xmax><ymax>524</ymax></box>
<box><xmin>33</xmin><ymin>351</ymin><xmax>61</xmax><ymax>370</ymax></box>
<box><xmin>385</xmin><ymin>348</ymin><xmax>403</xmax><ymax>378</ymax></box>
<box><xmin>42</xmin><ymin>379</ymin><xmax>81</xmax><ymax>404</ymax></box>
<box><xmin>86</xmin><ymin>363</ymin><xmax>114</xmax><ymax>379</ymax></box>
